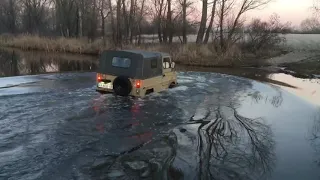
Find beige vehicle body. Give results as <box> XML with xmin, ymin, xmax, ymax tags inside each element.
<box><xmin>96</xmin><ymin>50</ymin><xmax>177</xmax><ymax>97</ymax></box>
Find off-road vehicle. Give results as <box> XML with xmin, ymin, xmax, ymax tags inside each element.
<box><xmin>96</xmin><ymin>50</ymin><xmax>177</xmax><ymax>97</ymax></box>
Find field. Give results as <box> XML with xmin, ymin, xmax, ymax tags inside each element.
<box><xmin>284</xmin><ymin>34</ymin><xmax>320</xmax><ymax>51</ymax></box>
<box><xmin>270</xmin><ymin>34</ymin><xmax>320</xmax><ymax>75</ymax></box>
<box><xmin>140</xmin><ymin>34</ymin><xmax>320</xmax><ymax>51</ymax></box>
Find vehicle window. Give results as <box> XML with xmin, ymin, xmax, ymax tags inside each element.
<box><xmin>163</xmin><ymin>57</ymin><xmax>171</xmax><ymax>69</ymax></box>
<box><xmin>151</xmin><ymin>59</ymin><xmax>157</xmax><ymax>68</ymax></box>
<box><xmin>112</xmin><ymin>57</ymin><xmax>131</xmax><ymax>68</ymax></box>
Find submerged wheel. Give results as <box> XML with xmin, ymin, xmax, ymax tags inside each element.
<box><xmin>113</xmin><ymin>76</ymin><xmax>132</xmax><ymax>96</ymax></box>
<box><xmin>169</xmin><ymin>82</ymin><xmax>177</xmax><ymax>88</ymax></box>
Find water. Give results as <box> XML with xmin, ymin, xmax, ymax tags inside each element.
<box><xmin>0</xmin><ymin>48</ymin><xmax>98</xmax><ymax>77</ymax></box>
<box><xmin>0</xmin><ymin>48</ymin><xmax>320</xmax><ymax>180</ymax></box>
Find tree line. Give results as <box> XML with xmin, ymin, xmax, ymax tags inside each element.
<box><xmin>1</xmin><ymin>0</ymin><xmax>290</xmax><ymax>49</ymax></box>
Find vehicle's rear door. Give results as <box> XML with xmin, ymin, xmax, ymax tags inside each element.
<box><xmin>162</xmin><ymin>57</ymin><xmax>173</xmax><ymax>88</ymax></box>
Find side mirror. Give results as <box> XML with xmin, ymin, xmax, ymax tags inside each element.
<box><xmin>171</xmin><ymin>62</ymin><xmax>175</xmax><ymax>68</ymax></box>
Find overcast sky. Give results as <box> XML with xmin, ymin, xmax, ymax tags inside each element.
<box><xmin>246</xmin><ymin>0</ymin><xmax>314</xmax><ymax>27</ymax></box>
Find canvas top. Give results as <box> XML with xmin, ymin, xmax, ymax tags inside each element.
<box><xmin>116</xmin><ymin>50</ymin><xmax>170</xmax><ymax>59</ymax></box>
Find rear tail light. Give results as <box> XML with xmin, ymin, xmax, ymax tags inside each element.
<box><xmin>97</xmin><ymin>73</ymin><xmax>102</xmax><ymax>82</ymax></box>
<box><xmin>135</xmin><ymin>80</ymin><xmax>141</xmax><ymax>88</ymax></box>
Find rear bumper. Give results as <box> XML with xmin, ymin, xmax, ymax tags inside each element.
<box><xmin>96</xmin><ymin>87</ymin><xmax>144</xmax><ymax>97</ymax></box>
<box><xmin>96</xmin><ymin>87</ymin><xmax>113</xmax><ymax>93</ymax></box>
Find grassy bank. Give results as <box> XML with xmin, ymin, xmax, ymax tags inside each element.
<box><xmin>281</xmin><ymin>59</ymin><xmax>320</xmax><ymax>77</ymax></box>
<box><xmin>0</xmin><ymin>35</ymin><xmax>284</xmax><ymax>67</ymax></box>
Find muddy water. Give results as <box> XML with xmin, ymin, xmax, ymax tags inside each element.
<box><xmin>1</xmin><ymin>48</ymin><xmax>320</xmax><ymax>180</ymax></box>
<box><xmin>0</xmin><ymin>48</ymin><xmax>319</xmax><ymax>106</ymax></box>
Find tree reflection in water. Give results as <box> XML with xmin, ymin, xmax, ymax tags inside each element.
<box><xmin>0</xmin><ymin>48</ymin><xmax>97</xmax><ymax>77</ymax></box>
<box><xmin>180</xmin><ymin>103</ymin><xmax>275</xmax><ymax>180</ymax></box>
<box><xmin>91</xmin><ymin>99</ymin><xmax>276</xmax><ymax>180</ymax></box>
<box><xmin>0</xmin><ymin>49</ymin><xmax>21</xmax><ymax>76</ymax></box>
<box><xmin>310</xmin><ymin>109</ymin><xmax>320</xmax><ymax>166</ymax></box>
<box><xmin>86</xmin><ymin>74</ymin><xmax>277</xmax><ymax>180</ymax></box>
<box><xmin>248</xmin><ymin>86</ymin><xmax>283</xmax><ymax>108</ymax></box>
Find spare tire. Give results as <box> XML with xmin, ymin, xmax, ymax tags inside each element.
<box><xmin>113</xmin><ymin>76</ymin><xmax>132</xmax><ymax>96</ymax></box>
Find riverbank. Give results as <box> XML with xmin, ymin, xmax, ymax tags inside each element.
<box><xmin>2</xmin><ymin>35</ymin><xmax>320</xmax><ymax>78</ymax></box>
<box><xmin>282</xmin><ymin>59</ymin><xmax>320</xmax><ymax>77</ymax></box>
<box><xmin>0</xmin><ymin>35</ymin><xmax>285</xmax><ymax>67</ymax></box>
<box><xmin>266</xmin><ymin>51</ymin><xmax>320</xmax><ymax>78</ymax></box>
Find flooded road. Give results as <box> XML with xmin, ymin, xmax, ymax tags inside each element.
<box><xmin>0</xmin><ymin>48</ymin><xmax>320</xmax><ymax>180</ymax></box>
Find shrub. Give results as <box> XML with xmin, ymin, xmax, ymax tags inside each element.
<box><xmin>244</xmin><ymin>15</ymin><xmax>288</xmax><ymax>54</ymax></box>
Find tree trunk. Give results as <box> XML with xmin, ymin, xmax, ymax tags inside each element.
<box><xmin>219</xmin><ymin>0</ymin><xmax>225</xmax><ymax>50</ymax></box>
<box><xmin>116</xmin><ymin>0</ymin><xmax>122</xmax><ymax>46</ymax></box>
<box><xmin>182</xmin><ymin>0</ymin><xmax>187</xmax><ymax>44</ymax></box>
<box><xmin>167</xmin><ymin>0</ymin><xmax>173</xmax><ymax>43</ymax></box>
<box><xmin>204</xmin><ymin>0</ymin><xmax>217</xmax><ymax>44</ymax></box>
<box><xmin>77</xmin><ymin>2</ymin><xmax>83</xmax><ymax>37</ymax></box>
<box><xmin>196</xmin><ymin>0</ymin><xmax>207</xmax><ymax>44</ymax></box>
<box><xmin>163</xmin><ymin>27</ymin><xmax>168</xmax><ymax>43</ymax></box>
<box><xmin>227</xmin><ymin>3</ymin><xmax>246</xmax><ymax>43</ymax></box>
<box><xmin>129</xmin><ymin>0</ymin><xmax>135</xmax><ymax>43</ymax></box>
<box><xmin>122</xmin><ymin>0</ymin><xmax>128</xmax><ymax>43</ymax></box>
<box><xmin>8</xmin><ymin>0</ymin><xmax>17</xmax><ymax>34</ymax></box>
<box><xmin>157</xmin><ymin>18</ymin><xmax>163</xmax><ymax>43</ymax></box>
<box><xmin>108</xmin><ymin>0</ymin><xmax>116</xmax><ymax>44</ymax></box>
<box><xmin>138</xmin><ymin>0</ymin><xmax>145</xmax><ymax>45</ymax></box>
<box><xmin>100</xmin><ymin>1</ymin><xmax>106</xmax><ymax>46</ymax></box>
<box><xmin>90</xmin><ymin>0</ymin><xmax>97</xmax><ymax>41</ymax></box>
<box><xmin>157</xmin><ymin>0</ymin><xmax>165</xmax><ymax>43</ymax></box>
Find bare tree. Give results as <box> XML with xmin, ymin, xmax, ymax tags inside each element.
<box><xmin>166</xmin><ymin>0</ymin><xmax>173</xmax><ymax>43</ymax></box>
<box><xmin>301</xmin><ymin>18</ymin><xmax>320</xmax><ymax>33</ymax></box>
<box><xmin>217</xmin><ymin>0</ymin><xmax>271</xmax><ymax>51</ymax></box>
<box><xmin>152</xmin><ymin>0</ymin><xmax>166</xmax><ymax>43</ymax></box>
<box><xmin>218</xmin><ymin>0</ymin><xmax>227</xmax><ymax>50</ymax></box>
<box><xmin>128</xmin><ymin>0</ymin><xmax>136</xmax><ymax>43</ymax></box>
<box><xmin>203</xmin><ymin>0</ymin><xmax>218</xmax><ymax>44</ymax></box>
<box><xmin>98</xmin><ymin>0</ymin><xmax>110</xmax><ymax>45</ymax></box>
<box><xmin>121</xmin><ymin>0</ymin><xmax>129</xmax><ymax>42</ymax></box>
<box><xmin>178</xmin><ymin>0</ymin><xmax>193</xmax><ymax>44</ymax></box>
<box><xmin>54</xmin><ymin>0</ymin><xmax>79</xmax><ymax>37</ymax></box>
<box><xmin>116</xmin><ymin>0</ymin><xmax>122</xmax><ymax>45</ymax></box>
<box><xmin>181</xmin><ymin>0</ymin><xmax>188</xmax><ymax>43</ymax></box>
<box><xmin>196</xmin><ymin>0</ymin><xmax>208</xmax><ymax>44</ymax></box>
<box><xmin>0</xmin><ymin>0</ymin><xmax>274</xmax><ymax>52</ymax></box>
<box><xmin>137</xmin><ymin>0</ymin><xmax>146</xmax><ymax>44</ymax></box>
<box><xmin>88</xmin><ymin>0</ymin><xmax>98</xmax><ymax>40</ymax></box>
<box><xmin>0</xmin><ymin>0</ymin><xmax>19</xmax><ymax>34</ymax></box>
<box><xmin>246</xmin><ymin>14</ymin><xmax>288</xmax><ymax>53</ymax></box>
<box><xmin>108</xmin><ymin>0</ymin><xmax>117</xmax><ymax>43</ymax></box>
<box><xmin>227</xmin><ymin>0</ymin><xmax>271</xmax><ymax>42</ymax></box>
<box><xmin>21</xmin><ymin>0</ymin><xmax>51</xmax><ymax>34</ymax></box>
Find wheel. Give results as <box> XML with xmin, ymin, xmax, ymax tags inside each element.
<box><xmin>169</xmin><ymin>82</ymin><xmax>177</xmax><ymax>88</ymax></box>
<box><xmin>113</xmin><ymin>76</ymin><xmax>133</xmax><ymax>96</ymax></box>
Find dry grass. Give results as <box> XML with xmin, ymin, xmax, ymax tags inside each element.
<box><xmin>0</xmin><ymin>34</ymin><xmax>277</xmax><ymax>67</ymax></box>
<box><xmin>0</xmin><ymin>34</ymin><xmax>110</xmax><ymax>54</ymax></box>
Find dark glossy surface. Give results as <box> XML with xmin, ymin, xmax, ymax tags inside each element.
<box><xmin>0</xmin><ymin>48</ymin><xmax>320</xmax><ymax>180</ymax></box>
<box><xmin>0</xmin><ymin>48</ymin><xmax>98</xmax><ymax>77</ymax></box>
<box><xmin>0</xmin><ymin>71</ymin><xmax>319</xmax><ymax>180</ymax></box>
